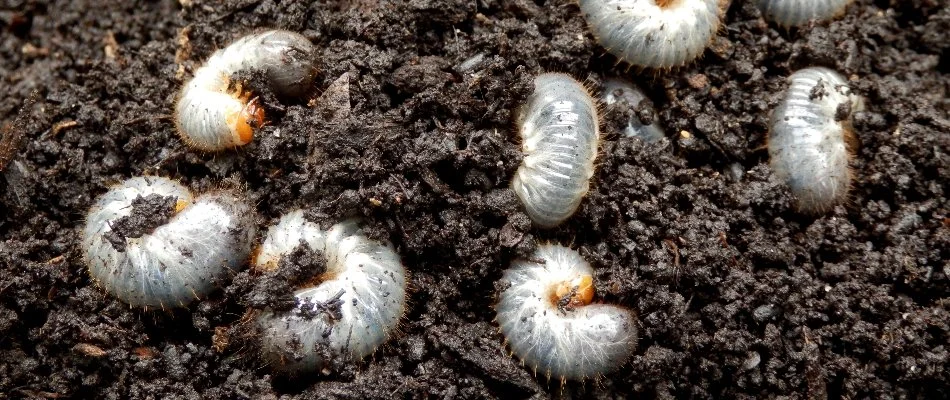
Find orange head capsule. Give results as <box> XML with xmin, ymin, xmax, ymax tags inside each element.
<box><xmin>551</xmin><ymin>275</ymin><xmax>595</xmax><ymax>310</ymax></box>
<box><xmin>250</xmin><ymin>245</ymin><xmax>278</xmax><ymax>273</ymax></box>
<box><xmin>228</xmin><ymin>97</ymin><xmax>265</xmax><ymax>145</ymax></box>
<box><xmin>174</xmin><ymin>199</ymin><xmax>190</xmax><ymax>213</ymax></box>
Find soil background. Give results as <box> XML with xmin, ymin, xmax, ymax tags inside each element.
<box><xmin>0</xmin><ymin>0</ymin><xmax>948</xmax><ymax>398</ymax></box>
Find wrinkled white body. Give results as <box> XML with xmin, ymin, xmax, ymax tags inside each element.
<box><xmin>768</xmin><ymin>67</ymin><xmax>860</xmax><ymax>214</ymax></box>
<box><xmin>256</xmin><ymin>211</ymin><xmax>407</xmax><ymax>372</ymax></box>
<box><xmin>82</xmin><ymin>176</ymin><xmax>256</xmax><ymax>308</ymax></box>
<box><xmin>495</xmin><ymin>245</ymin><xmax>636</xmax><ymax>381</ymax></box>
<box><xmin>757</xmin><ymin>0</ymin><xmax>852</xmax><ymax>27</ymax></box>
<box><xmin>175</xmin><ymin>30</ymin><xmax>315</xmax><ymax>151</ymax></box>
<box><xmin>602</xmin><ymin>78</ymin><xmax>665</xmax><ymax>142</ymax></box>
<box><xmin>512</xmin><ymin>73</ymin><xmax>599</xmax><ymax>228</ymax></box>
<box><xmin>579</xmin><ymin>0</ymin><xmax>722</xmax><ymax>68</ymax></box>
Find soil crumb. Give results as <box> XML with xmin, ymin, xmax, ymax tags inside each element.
<box><xmin>0</xmin><ymin>0</ymin><xmax>946</xmax><ymax>398</ymax></box>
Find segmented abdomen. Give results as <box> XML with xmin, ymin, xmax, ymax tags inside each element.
<box><xmin>757</xmin><ymin>0</ymin><xmax>853</xmax><ymax>27</ymax></box>
<box><xmin>82</xmin><ymin>176</ymin><xmax>256</xmax><ymax>308</ymax></box>
<box><xmin>495</xmin><ymin>245</ymin><xmax>636</xmax><ymax>381</ymax></box>
<box><xmin>512</xmin><ymin>73</ymin><xmax>599</xmax><ymax>228</ymax></box>
<box><xmin>579</xmin><ymin>0</ymin><xmax>723</xmax><ymax>69</ymax></box>
<box><xmin>256</xmin><ymin>211</ymin><xmax>408</xmax><ymax>372</ymax></box>
<box><xmin>768</xmin><ymin>67</ymin><xmax>861</xmax><ymax>214</ymax></box>
<box><xmin>175</xmin><ymin>30</ymin><xmax>315</xmax><ymax>151</ymax></box>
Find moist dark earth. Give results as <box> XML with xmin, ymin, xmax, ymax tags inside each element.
<box><xmin>0</xmin><ymin>0</ymin><xmax>948</xmax><ymax>398</ymax></box>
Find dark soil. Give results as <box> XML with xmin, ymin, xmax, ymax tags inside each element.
<box><xmin>1</xmin><ymin>0</ymin><xmax>948</xmax><ymax>398</ymax></box>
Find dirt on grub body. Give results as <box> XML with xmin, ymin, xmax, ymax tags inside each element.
<box><xmin>0</xmin><ymin>0</ymin><xmax>948</xmax><ymax>398</ymax></box>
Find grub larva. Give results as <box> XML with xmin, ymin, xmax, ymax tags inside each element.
<box><xmin>82</xmin><ymin>176</ymin><xmax>256</xmax><ymax>308</ymax></box>
<box><xmin>175</xmin><ymin>30</ymin><xmax>316</xmax><ymax>151</ymax></box>
<box><xmin>768</xmin><ymin>67</ymin><xmax>862</xmax><ymax>214</ymax></box>
<box><xmin>512</xmin><ymin>73</ymin><xmax>599</xmax><ymax>228</ymax></box>
<box><xmin>601</xmin><ymin>78</ymin><xmax>665</xmax><ymax>142</ymax></box>
<box><xmin>578</xmin><ymin>0</ymin><xmax>724</xmax><ymax>69</ymax></box>
<box><xmin>757</xmin><ymin>0</ymin><xmax>853</xmax><ymax>28</ymax></box>
<box><xmin>495</xmin><ymin>244</ymin><xmax>636</xmax><ymax>381</ymax></box>
<box><xmin>255</xmin><ymin>210</ymin><xmax>407</xmax><ymax>372</ymax></box>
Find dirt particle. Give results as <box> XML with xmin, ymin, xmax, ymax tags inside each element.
<box><xmin>73</xmin><ymin>343</ymin><xmax>107</xmax><ymax>358</ymax></box>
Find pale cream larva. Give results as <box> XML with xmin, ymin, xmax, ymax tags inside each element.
<box><xmin>82</xmin><ymin>176</ymin><xmax>256</xmax><ymax>308</ymax></box>
<box><xmin>254</xmin><ymin>210</ymin><xmax>408</xmax><ymax>373</ymax></box>
<box><xmin>601</xmin><ymin>78</ymin><xmax>665</xmax><ymax>142</ymax></box>
<box><xmin>578</xmin><ymin>0</ymin><xmax>725</xmax><ymax>69</ymax></box>
<box><xmin>757</xmin><ymin>0</ymin><xmax>853</xmax><ymax>27</ymax></box>
<box><xmin>768</xmin><ymin>67</ymin><xmax>862</xmax><ymax>214</ymax></box>
<box><xmin>512</xmin><ymin>73</ymin><xmax>599</xmax><ymax>228</ymax></box>
<box><xmin>495</xmin><ymin>244</ymin><xmax>637</xmax><ymax>382</ymax></box>
<box><xmin>175</xmin><ymin>30</ymin><xmax>315</xmax><ymax>151</ymax></box>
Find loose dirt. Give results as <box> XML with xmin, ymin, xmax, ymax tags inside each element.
<box><xmin>0</xmin><ymin>0</ymin><xmax>947</xmax><ymax>398</ymax></box>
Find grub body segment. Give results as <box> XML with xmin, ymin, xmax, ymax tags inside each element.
<box><xmin>768</xmin><ymin>67</ymin><xmax>861</xmax><ymax>214</ymax></box>
<box><xmin>579</xmin><ymin>0</ymin><xmax>723</xmax><ymax>69</ymax></box>
<box><xmin>513</xmin><ymin>73</ymin><xmax>599</xmax><ymax>228</ymax></box>
<box><xmin>255</xmin><ymin>211</ymin><xmax>408</xmax><ymax>373</ymax></box>
<box><xmin>82</xmin><ymin>176</ymin><xmax>256</xmax><ymax>308</ymax></box>
<box><xmin>757</xmin><ymin>0</ymin><xmax>853</xmax><ymax>27</ymax></box>
<box><xmin>495</xmin><ymin>244</ymin><xmax>637</xmax><ymax>381</ymax></box>
<box><xmin>175</xmin><ymin>30</ymin><xmax>315</xmax><ymax>151</ymax></box>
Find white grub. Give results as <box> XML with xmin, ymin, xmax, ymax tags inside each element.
<box><xmin>512</xmin><ymin>73</ymin><xmax>599</xmax><ymax>228</ymax></box>
<box><xmin>757</xmin><ymin>0</ymin><xmax>853</xmax><ymax>27</ymax></box>
<box><xmin>495</xmin><ymin>244</ymin><xmax>637</xmax><ymax>382</ymax></box>
<box><xmin>579</xmin><ymin>0</ymin><xmax>724</xmax><ymax>69</ymax></box>
<box><xmin>601</xmin><ymin>78</ymin><xmax>665</xmax><ymax>142</ymax></box>
<box><xmin>82</xmin><ymin>176</ymin><xmax>256</xmax><ymax>308</ymax></box>
<box><xmin>255</xmin><ymin>210</ymin><xmax>407</xmax><ymax>373</ymax></box>
<box><xmin>175</xmin><ymin>30</ymin><xmax>315</xmax><ymax>151</ymax></box>
<box><xmin>455</xmin><ymin>52</ymin><xmax>488</xmax><ymax>73</ymax></box>
<box><xmin>768</xmin><ymin>67</ymin><xmax>861</xmax><ymax>214</ymax></box>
